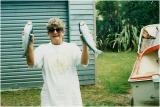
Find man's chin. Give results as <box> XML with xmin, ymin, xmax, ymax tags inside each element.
<box><xmin>52</xmin><ymin>41</ymin><xmax>60</xmax><ymax>45</ymax></box>
<box><xmin>51</xmin><ymin>37</ymin><xmax>62</xmax><ymax>45</ymax></box>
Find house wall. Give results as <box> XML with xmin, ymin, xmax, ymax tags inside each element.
<box><xmin>1</xmin><ymin>0</ymin><xmax>96</xmax><ymax>90</ymax></box>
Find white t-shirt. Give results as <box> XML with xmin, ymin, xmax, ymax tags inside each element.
<box><xmin>33</xmin><ymin>42</ymin><xmax>83</xmax><ymax>106</ymax></box>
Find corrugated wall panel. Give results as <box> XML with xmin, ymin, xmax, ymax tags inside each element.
<box><xmin>68</xmin><ymin>0</ymin><xmax>96</xmax><ymax>85</ymax></box>
<box><xmin>1</xmin><ymin>1</ymin><xmax>69</xmax><ymax>90</ymax></box>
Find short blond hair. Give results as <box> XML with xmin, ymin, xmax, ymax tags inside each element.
<box><xmin>47</xmin><ymin>17</ymin><xmax>65</xmax><ymax>31</ymax></box>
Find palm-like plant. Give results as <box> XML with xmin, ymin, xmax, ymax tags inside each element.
<box><xmin>112</xmin><ymin>24</ymin><xmax>138</xmax><ymax>52</ymax></box>
<box><xmin>98</xmin><ymin>20</ymin><xmax>139</xmax><ymax>52</ymax></box>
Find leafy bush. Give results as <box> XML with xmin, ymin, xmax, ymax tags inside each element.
<box><xmin>97</xmin><ymin>19</ymin><xmax>139</xmax><ymax>52</ymax></box>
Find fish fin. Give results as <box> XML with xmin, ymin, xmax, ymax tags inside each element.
<box><xmin>95</xmin><ymin>50</ymin><xmax>102</xmax><ymax>58</ymax></box>
<box><xmin>79</xmin><ymin>23</ymin><xmax>82</xmax><ymax>34</ymax></box>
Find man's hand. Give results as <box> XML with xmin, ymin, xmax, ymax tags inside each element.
<box><xmin>80</xmin><ymin>35</ymin><xmax>89</xmax><ymax>65</ymax></box>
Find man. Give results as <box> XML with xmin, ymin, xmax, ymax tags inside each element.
<box><xmin>24</xmin><ymin>17</ymin><xmax>89</xmax><ymax>106</ymax></box>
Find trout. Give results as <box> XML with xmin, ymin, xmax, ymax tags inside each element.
<box><xmin>79</xmin><ymin>21</ymin><xmax>102</xmax><ymax>57</ymax></box>
<box><xmin>22</xmin><ymin>21</ymin><xmax>33</xmax><ymax>57</ymax></box>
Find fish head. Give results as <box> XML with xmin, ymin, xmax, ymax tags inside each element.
<box><xmin>79</xmin><ymin>21</ymin><xmax>89</xmax><ymax>33</ymax></box>
<box><xmin>79</xmin><ymin>21</ymin><xmax>85</xmax><ymax>26</ymax></box>
<box><xmin>79</xmin><ymin>21</ymin><xmax>85</xmax><ymax>34</ymax></box>
<box><xmin>27</xmin><ymin>20</ymin><xmax>32</xmax><ymax>25</ymax></box>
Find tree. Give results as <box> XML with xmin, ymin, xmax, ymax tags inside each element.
<box><xmin>122</xmin><ymin>1</ymin><xmax>159</xmax><ymax>28</ymax></box>
<box><xmin>96</xmin><ymin>1</ymin><xmax>159</xmax><ymax>52</ymax></box>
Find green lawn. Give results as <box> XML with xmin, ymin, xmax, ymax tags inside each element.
<box><xmin>81</xmin><ymin>51</ymin><xmax>136</xmax><ymax>106</ymax></box>
<box><xmin>1</xmin><ymin>52</ymin><xmax>136</xmax><ymax>106</ymax></box>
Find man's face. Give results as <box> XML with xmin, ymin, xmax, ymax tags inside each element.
<box><xmin>48</xmin><ymin>28</ymin><xmax>64</xmax><ymax>45</ymax></box>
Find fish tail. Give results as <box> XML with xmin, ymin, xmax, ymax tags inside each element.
<box><xmin>95</xmin><ymin>49</ymin><xmax>102</xmax><ymax>57</ymax></box>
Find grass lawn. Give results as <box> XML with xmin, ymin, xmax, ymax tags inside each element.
<box><xmin>81</xmin><ymin>51</ymin><xmax>136</xmax><ymax>106</ymax></box>
<box><xmin>1</xmin><ymin>52</ymin><xmax>136</xmax><ymax>106</ymax></box>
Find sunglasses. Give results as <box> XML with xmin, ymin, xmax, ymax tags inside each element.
<box><xmin>48</xmin><ymin>28</ymin><xmax>63</xmax><ymax>33</ymax></box>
